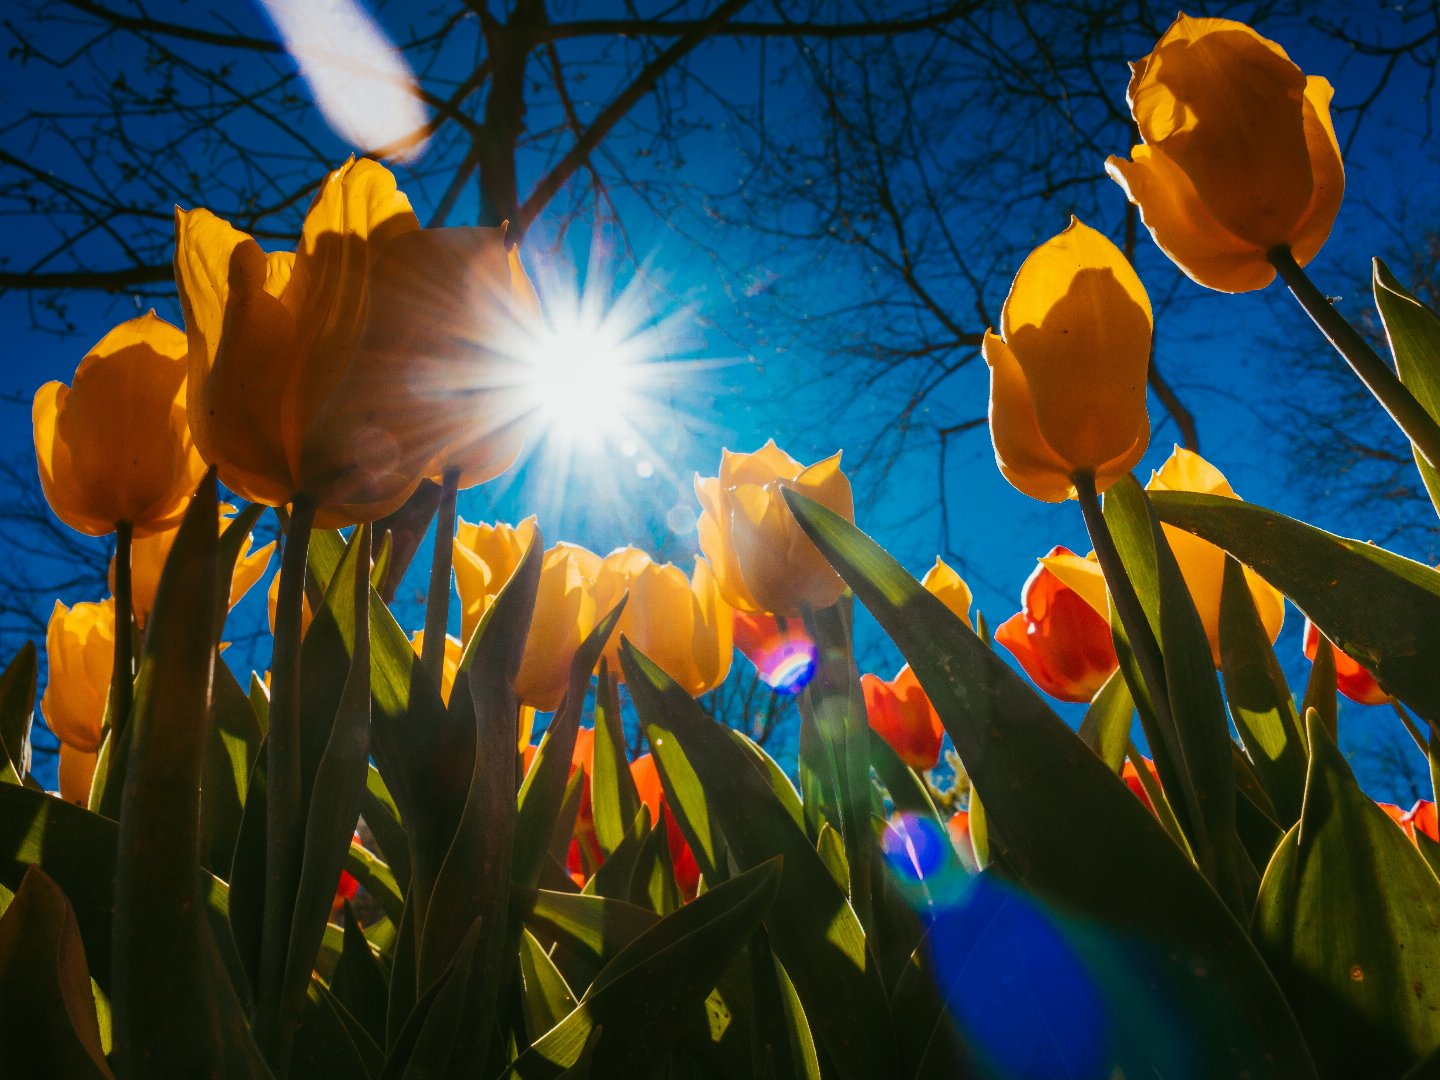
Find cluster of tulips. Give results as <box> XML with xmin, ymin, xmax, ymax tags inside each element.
<box><xmin>6</xmin><ymin>13</ymin><xmax>1440</xmax><ymax>1079</ymax></box>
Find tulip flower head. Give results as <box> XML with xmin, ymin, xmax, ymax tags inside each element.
<box><xmin>732</xmin><ymin>610</ymin><xmax>816</xmax><ymax>694</ymax></box>
<box><xmin>57</xmin><ymin>743</ymin><xmax>98</xmax><ymax>807</ymax></box>
<box><xmin>921</xmin><ymin>558</ymin><xmax>974</xmax><ymax>628</ymax></box>
<box><xmin>41</xmin><ymin>599</ymin><xmax>116</xmax><ymax>753</ymax></box>
<box><xmin>1146</xmin><ymin>447</ymin><xmax>1285</xmax><ymax>665</ymax></box>
<box><xmin>1107</xmin><ymin>15</ymin><xmax>1344</xmax><ymax>293</ymax></box>
<box><xmin>995</xmin><ymin>548</ymin><xmax>1118</xmax><ymax>703</ymax></box>
<box><xmin>594</xmin><ymin>548</ymin><xmax>732</xmax><ymax>698</ymax></box>
<box><xmin>983</xmin><ymin>219</ymin><xmax>1151</xmax><ymax>503</ymax></box>
<box><xmin>33</xmin><ymin>312</ymin><xmax>206</xmax><ymax>538</ymax></box>
<box><xmin>861</xmin><ymin>664</ymin><xmax>945</xmax><ymax>771</ymax></box>
<box><xmin>696</xmin><ymin>440</ymin><xmax>854</xmax><ymax>616</ymax></box>
<box><xmin>1302</xmin><ymin>619</ymin><xmax>1387</xmax><ymax>706</ymax></box>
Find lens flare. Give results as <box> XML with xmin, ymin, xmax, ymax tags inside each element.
<box><xmin>733</xmin><ymin>612</ymin><xmax>817</xmax><ymax>694</ymax></box>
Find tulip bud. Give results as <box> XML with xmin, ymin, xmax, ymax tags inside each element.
<box><xmin>861</xmin><ymin>664</ymin><xmax>944</xmax><ymax>771</ymax></box>
<box><xmin>1146</xmin><ymin>448</ymin><xmax>1285</xmax><ymax>665</ymax></box>
<box><xmin>1302</xmin><ymin>620</ymin><xmax>1387</xmax><ymax>706</ymax></box>
<box><xmin>983</xmin><ymin>219</ymin><xmax>1151</xmax><ymax>503</ymax></box>
<box><xmin>696</xmin><ymin>440</ymin><xmax>854</xmax><ymax>616</ymax></box>
<box><xmin>174</xmin><ymin>158</ymin><xmax>450</xmax><ymax>524</ymax></box>
<box><xmin>33</xmin><ymin>312</ymin><xmax>206</xmax><ymax>538</ymax></box>
<box><xmin>594</xmin><ymin>549</ymin><xmax>732</xmax><ymax>697</ymax></box>
<box><xmin>41</xmin><ymin>600</ymin><xmax>115</xmax><ymax>753</ymax></box>
<box><xmin>1107</xmin><ymin>15</ymin><xmax>1344</xmax><ymax>293</ymax></box>
<box><xmin>112</xmin><ymin>503</ymin><xmax>273</xmax><ymax>628</ymax></box>
<box><xmin>921</xmin><ymin>558</ymin><xmax>973</xmax><ymax>627</ymax></box>
<box><xmin>995</xmin><ymin>549</ymin><xmax>1117</xmax><ymax>703</ymax></box>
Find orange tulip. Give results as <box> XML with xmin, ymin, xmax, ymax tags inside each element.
<box><xmin>696</xmin><ymin>440</ymin><xmax>853</xmax><ymax>616</ymax></box>
<box><xmin>175</xmin><ymin>158</ymin><xmax>435</xmax><ymax>524</ymax></box>
<box><xmin>1383</xmin><ymin>799</ymin><xmax>1439</xmax><ymax>846</ymax></box>
<box><xmin>33</xmin><ymin>312</ymin><xmax>206</xmax><ymax>538</ymax></box>
<box><xmin>1107</xmin><ymin>15</ymin><xmax>1343</xmax><ymax>293</ymax></box>
<box><xmin>594</xmin><ymin>549</ymin><xmax>732</xmax><ymax>697</ymax></box>
<box><xmin>57</xmin><ymin>743</ymin><xmax>97</xmax><ymax>806</ymax></box>
<box><xmin>983</xmin><ymin>219</ymin><xmax>1151</xmax><ymax>503</ymax></box>
<box><xmin>995</xmin><ymin>548</ymin><xmax>1117</xmax><ymax>703</ymax></box>
<box><xmin>630</xmin><ymin>753</ymin><xmax>701</xmax><ymax>899</ymax></box>
<box><xmin>948</xmin><ymin>810</ymin><xmax>978</xmax><ymax>873</ymax></box>
<box><xmin>1122</xmin><ymin>757</ymin><xmax>1162</xmax><ymax>815</ymax></box>
<box><xmin>861</xmin><ymin>664</ymin><xmax>944</xmax><ymax>771</ymax></box>
<box><xmin>41</xmin><ymin>600</ymin><xmax>115</xmax><ymax>753</ymax></box>
<box><xmin>112</xmin><ymin>502</ymin><xmax>273</xmax><ymax>628</ymax></box>
<box><xmin>1302</xmin><ymin>619</ymin><xmax>1387</xmax><ymax>706</ymax></box>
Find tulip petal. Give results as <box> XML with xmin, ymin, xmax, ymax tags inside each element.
<box><xmin>696</xmin><ymin>475</ymin><xmax>760</xmax><ymax>612</ymax></box>
<box><xmin>983</xmin><ymin>331</ymin><xmax>1076</xmax><ymax>502</ymax></box>
<box><xmin>1000</xmin><ymin>220</ymin><xmax>1152</xmax><ymax>472</ymax></box>
<box><xmin>720</xmin><ymin>440</ymin><xmax>804</xmax><ymax>487</ymax></box>
<box><xmin>1038</xmin><ymin>549</ymin><xmax>1110</xmax><ymax>623</ymax></box>
<box><xmin>921</xmin><ymin>558</ymin><xmax>973</xmax><ymax>628</ymax></box>
<box><xmin>1289</xmin><ymin>77</ymin><xmax>1345</xmax><ymax>269</ymax></box>
<box><xmin>33</xmin><ymin>383</ymin><xmax>111</xmax><ymax>536</ymax></box>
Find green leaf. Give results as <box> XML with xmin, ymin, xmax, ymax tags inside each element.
<box><xmin>590</xmin><ymin>661</ymin><xmax>641</xmax><ymax>859</ymax></box>
<box><xmin>346</xmin><ymin>840</ymin><xmax>404</xmax><ymax>926</ymax></box>
<box><xmin>110</xmin><ymin>471</ymin><xmax>267</xmax><ymax>1076</ymax></box>
<box><xmin>202</xmin><ymin>662</ymin><xmax>262</xmax><ymax>876</ymax></box>
<box><xmin>1300</xmin><ymin>628</ymin><xmax>1338</xmax><ymax>742</ymax></box>
<box><xmin>507</xmin><ymin>859</ymin><xmax>781</xmax><ymax>1078</ymax></box>
<box><xmin>329</xmin><ymin>900</ymin><xmax>389</xmax><ymax>1044</ymax></box>
<box><xmin>0</xmin><ymin>642</ymin><xmax>37</xmax><ymax>783</ymax></box>
<box><xmin>361</xmin><ymin>765</ymin><xmax>410</xmax><ymax>895</ymax></box>
<box><xmin>784</xmin><ymin>490</ymin><xmax>1316</xmax><ymax>1076</ymax></box>
<box><xmin>748</xmin><ymin>929</ymin><xmax>822</xmax><ymax>1080</ymax></box>
<box><xmin>525</xmin><ymin>889</ymin><xmax>658</xmax><ymax>992</ymax></box>
<box><xmin>519</xmin><ymin>927</ymin><xmax>579</xmax><ymax>1041</ymax></box>
<box><xmin>1375</xmin><ymin>258</ymin><xmax>1440</xmax><ymax>515</ymax></box>
<box><xmin>1220</xmin><ymin>557</ymin><xmax>1307</xmax><ymax>827</ymax></box>
<box><xmin>1254</xmin><ymin>712</ymin><xmax>1440</xmax><ymax>1076</ymax></box>
<box><xmin>1149</xmin><ymin>490</ymin><xmax>1440</xmax><ymax>723</ymax></box>
<box><xmin>624</xmin><ymin>641</ymin><xmax>898</xmax><ymax>1078</ymax></box>
<box><xmin>292</xmin><ymin>976</ymin><xmax>382</xmax><ymax>1079</ymax></box>
<box><xmin>1076</xmin><ymin>669</ymin><xmax>1133</xmax><ymax>775</ymax></box>
<box><xmin>0</xmin><ymin>867</ymin><xmax>113</xmax><ymax>1078</ymax></box>
<box><xmin>1103</xmin><ymin>476</ymin><xmax>1245</xmax><ymax>913</ymax></box>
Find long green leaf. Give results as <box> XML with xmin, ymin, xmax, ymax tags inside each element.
<box><xmin>784</xmin><ymin>490</ymin><xmax>1315</xmax><ymax>1075</ymax></box>
<box><xmin>1254</xmin><ymin>712</ymin><xmax>1440</xmax><ymax>1076</ymax></box>
<box><xmin>1375</xmin><ymin>259</ymin><xmax>1440</xmax><ymax>515</ymax></box>
<box><xmin>624</xmin><ymin>640</ymin><xmax>898</xmax><ymax>1078</ymax></box>
<box><xmin>202</xmin><ymin>662</ymin><xmax>262</xmax><ymax>876</ymax></box>
<box><xmin>590</xmin><ymin>661</ymin><xmax>641</xmax><ymax>859</ymax></box>
<box><xmin>1150</xmin><ymin>490</ymin><xmax>1440</xmax><ymax>723</ymax></box>
<box><xmin>0</xmin><ymin>643</ymin><xmax>37</xmax><ymax>783</ymax></box>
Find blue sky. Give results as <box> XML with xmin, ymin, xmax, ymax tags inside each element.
<box><xmin>2</xmin><ymin>1</ymin><xmax>1437</xmax><ymax>801</ymax></box>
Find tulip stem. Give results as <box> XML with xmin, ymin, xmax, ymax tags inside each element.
<box><xmin>108</xmin><ymin>521</ymin><xmax>134</xmax><ymax>736</ymax></box>
<box><xmin>1270</xmin><ymin>245</ymin><xmax>1440</xmax><ymax>472</ymax></box>
<box><xmin>422</xmin><ymin>466</ymin><xmax>461</xmax><ymax>682</ymax></box>
<box><xmin>257</xmin><ymin>493</ymin><xmax>316</xmax><ymax>1066</ymax></box>
<box><xmin>1072</xmin><ymin>472</ymin><xmax>1174</xmax><ymax>744</ymax></box>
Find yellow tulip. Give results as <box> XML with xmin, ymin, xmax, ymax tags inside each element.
<box><xmin>695</xmin><ymin>440</ymin><xmax>853</xmax><ymax>616</ymax></box>
<box><xmin>409</xmin><ymin>631</ymin><xmax>463</xmax><ymax>703</ymax></box>
<box><xmin>1106</xmin><ymin>15</ymin><xmax>1344</xmax><ymax>293</ymax></box>
<box><xmin>174</xmin><ymin>158</ymin><xmax>434</xmax><ymax>524</ymax></box>
<box><xmin>310</xmin><ymin>226</ymin><xmax>540</xmax><ymax>490</ymax></box>
<box><xmin>267</xmin><ymin>570</ymin><xmax>314</xmax><ymax>640</ymax></box>
<box><xmin>921</xmin><ymin>558</ymin><xmax>973</xmax><ymax>628</ymax></box>
<box><xmin>454</xmin><ymin>517</ymin><xmax>539</xmax><ymax>633</ymax></box>
<box><xmin>57</xmin><ymin>743</ymin><xmax>97</xmax><ymax>806</ymax></box>
<box><xmin>458</xmin><ymin>531</ymin><xmax>601</xmax><ymax>713</ymax></box>
<box><xmin>33</xmin><ymin>312</ymin><xmax>206</xmax><ymax>538</ymax></box>
<box><xmin>1146</xmin><ymin>447</ymin><xmax>1285</xmax><ymax>665</ymax></box>
<box><xmin>983</xmin><ymin>219</ymin><xmax>1151</xmax><ymax>503</ymax></box>
<box><xmin>41</xmin><ymin>600</ymin><xmax>115</xmax><ymax>753</ymax></box>
<box><xmin>593</xmin><ymin>549</ymin><xmax>733</xmax><ymax>697</ymax></box>
<box><xmin>111</xmin><ymin>503</ymin><xmax>274</xmax><ymax>628</ymax></box>
<box><xmin>1038</xmin><ymin>549</ymin><xmax>1110</xmax><ymax>620</ymax></box>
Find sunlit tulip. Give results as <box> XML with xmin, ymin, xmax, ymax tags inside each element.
<box><xmin>861</xmin><ymin>665</ymin><xmax>945</xmax><ymax>771</ymax></box>
<box><xmin>1107</xmin><ymin>15</ymin><xmax>1343</xmax><ymax>293</ymax></box>
<box><xmin>41</xmin><ymin>600</ymin><xmax>115</xmax><ymax>753</ymax></box>
<box><xmin>57</xmin><ymin>743</ymin><xmax>97</xmax><ymax>806</ymax></box>
<box><xmin>457</xmin><ymin>530</ymin><xmax>600</xmax><ymax>713</ymax></box>
<box><xmin>922</xmin><ymin>558</ymin><xmax>973</xmax><ymax>627</ymax></box>
<box><xmin>33</xmin><ymin>312</ymin><xmax>206</xmax><ymax>537</ymax></box>
<box><xmin>994</xmin><ymin>548</ymin><xmax>1117</xmax><ymax>703</ymax></box>
<box><xmin>175</xmin><ymin>158</ymin><xmax>437</xmax><ymax>523</ymax></box>
<box><xmin>1122</xmin><ymin>757</ymin><xmax>1161</xmax><ymax>815</ymax></box>
<box><xmin>983</xmin><ymin>219</ymin><xmax>1151</xmax><ymax>502</ymax></box>
<box><xmin>1302</xmin><ymin>619</ymin><xmax>1387</xmax><ymax>706</ymax></box>
<box><xmin>311</xmin><ymin>226</ymin><xmax>539</xmax><ymax>490</ymax></box>
<box><xmin>1146</xmin><ymin>448</ymin><xmax>1285</xmax><ymax>665</ymax></box>
<box><xmin>696</xmin><ymin>440</ymin><xmax>854</xmax><ymax>616</ymax></box>
<box><xmin>594</xmin><ymin>549</ymin><xmax>732</xmax><ymax>697</ymax></box>
<box><xmin>111</xmin><ymin>503</ymin><xmax>273</xmax><ymax>628</ymax></box>
<box><xmin>630</xmin><ymin>753</ymin><xmax>701</xmax><ymax>898</ymax></box>
<box><xmin>732</xmin><ymin>610</ymin><xmax>817</xmax><ymax>693</ymax></box>
<box><xmin>409</xmin><ymin>631</ymin><xmax>463</xmax><ymax>703</ymax></box>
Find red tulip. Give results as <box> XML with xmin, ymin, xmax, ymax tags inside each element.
<box><xmin>1403</xmin><ymin>800</ymin><xmax>1439</xmax><ymax>844</ymax></box>
<box><xmin>630</xmin><ymin>753</ymin><xmax>701</xmax><ymax>899</ymax></box>
<box><xmin>995</xmin><ymin>547</ymin><xmax>1118</xmax><ymax>703</ymax></box>
<box><xmin>861</xmin><ymin>664</ymin><xmax>944</xmax><ymax>771</ymax></box>
<box><xmin>1122</xmin><ymin>757</ymin><xmax>1161</xmax><ymax>814</ymax></box>
<box><xmin>1302</xmin><ymin>619</ymin><xmax>1387</xmax><ymax>706</ymax></box>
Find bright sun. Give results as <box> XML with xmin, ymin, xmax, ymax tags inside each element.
<box><xmin>521</xmin><ymin>312</ymin><xmax>645</xmax><ymax>450</ymax></box>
